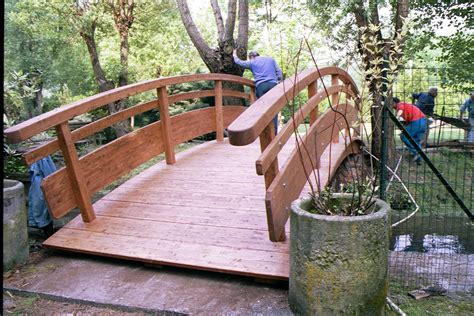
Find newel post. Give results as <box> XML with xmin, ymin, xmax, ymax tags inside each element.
<box><xmin>308</xmin><ymin>81</ymin><xmax>318</xmax><ymax>125</ymax></box>
<box><xmin>215</xmin><ymin>80</ymin><xmax>224</xmax><ymax>142</ymax></box>
<box><xmin>157</xmin><ymin>86</ymin><xmax>176</xmax><ymax>164</ymax></box>
<box><xmin>55</xmin><ymin>122</ymin><xmax>95</xmax><ymax>222</ymax></box>
<box><xmin>331</xmin><ymin>75</ymin><xmax>340</xmax><ymax>143</ymax></box>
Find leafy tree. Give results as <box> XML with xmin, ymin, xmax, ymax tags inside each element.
<box><xmin>4</xmin><ymin>0</ymin><xmax>95</xmax><ymax>122</ymax></box>
<box><xmin>408</xmin><ymin>0</ymin><xmax>473</xmax><ymax>91</ymax></box>
<box><xmin>307</xmin><ymin>0</ymin><xmax>410</xmax><ymax>160</ymax></box>
<box><xmin>176</xmin><ymin>0</ymin><xmax>249</xmax><ymax>104</ymax></box>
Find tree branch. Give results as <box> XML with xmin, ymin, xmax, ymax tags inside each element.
<box><xmin>176</xmin><ymin>0</ymin><xmax>212</xmax><ymax>63</ymax></box>
<box><xmin>210</xmin><ymin>0</ymin><xmax>225</xmax><ymax>41</ymax></box>
<box><xmin>236</xmin><ymin>0</ymin><xmax>249</xmax><ymax>52</ymax></box>
<box><xmin>224</xmin><ymin>0</ymin><xmax>237</xmax><ymax>41</ymax></box>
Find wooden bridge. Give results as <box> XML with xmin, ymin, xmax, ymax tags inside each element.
<box><xmin>5</xmin><ymin>67</ymin><xmax>361</xmax><ymax>280</ymax></box>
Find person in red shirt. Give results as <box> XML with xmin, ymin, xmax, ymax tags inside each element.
<box><xmin>393</xmin><ymin>97</ymin><xmax>426</xmax><ymax>164</ymax></box>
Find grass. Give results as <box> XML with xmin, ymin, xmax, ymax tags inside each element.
<box><xmin>385</xmin><ymin>282</ymin><xmax>474</xmax><ymax>315</ymax></box>
<box><xmin>389</xmin><ymin>148</ymin><xmax>473</xmax><ymax>214</ymax></box>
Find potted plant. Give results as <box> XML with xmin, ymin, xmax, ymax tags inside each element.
<box><xmin>288</xmin><ymin>185</ymin><xmax>391</xmax><ymax>315</ymax></box>
<box><xmin>286</xmin><ymin>49</ymin><xmax>392</xmax><ymax>314</ymax></box>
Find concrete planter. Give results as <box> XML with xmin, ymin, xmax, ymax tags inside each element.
<box><xmin>289</xmin><ymin>193</ymin><xmax>390</xmax><ymax>315</ymax></box>
<box><xmin>3</xmin><ymin>179</ymin><xmax>29</xmax><ymax>271</ymax></box>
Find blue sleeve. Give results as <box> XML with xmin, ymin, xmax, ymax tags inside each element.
<box><xmin>274</xmin><ymin>60</ymin><xmax>283</xmax><ymax>82</ymax></box>
<box><xmin>233</xmin><ymin>55</ymin><xmax>252</xmax><ymax>69</ymax></box>
<box><xmin>412</xmin><ymin>93</ymin><xmax>420</xmax><ymax>99</ymax></box>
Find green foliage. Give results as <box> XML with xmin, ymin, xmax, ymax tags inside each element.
<box><xmin>308</xmin><ymin>176</ymin><xmax>378</xmax><ymax>216</ymax></box>
<box><xmin>406</xmin><ymin>0</ymin><xmax>473</xmax><ymax>90</ymax></box>
<box><xmin>4</xmin><ymin>0</ymin><xmax>206</xmax><ymax>126</ymax></box>
<box><xmin>386</xmin><ymin>182</ymin><xmax>413</xmax><ymax>210</ymax></box>
<box><xmin>3</xmin><ymin>143</ymin><xmax>28</xmax><ymax>174</ymax></box>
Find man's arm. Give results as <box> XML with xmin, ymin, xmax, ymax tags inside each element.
<box><xmin>274</xmin><ymin>59</ymin><xmax>283</xmax><ymax>82</ymax></box>
<box><xmin>233</xmin><ymin>50</ymin><xmax>251</xmax><ymax>69</ymax></box>
<box><xmin>396</xmin><ymin>109</ymin><xmax>404</xmax><ymax>120</ymax></box>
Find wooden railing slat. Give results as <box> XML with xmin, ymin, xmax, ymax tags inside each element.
<box><xmin>5</xmin><ymin>73</ymin><xmax>254</xmax><ymax>144</ymax></box>
<box><xmin>256</xmin><ymin>85</ymin><xmax>354</xmax><ymax>175</ymax></box>
<box><xmin>215</xmin><ymin>81</ymin><xmax>224</xmax><ymax>142</ymax></box>
<box><xmin>25</xmin><ymin>89</ymin><xmax>252</xmax><ymax>165</ymax></box>
<box><xmin>331</xmin><ymin>75</ymin><xmax>340</xmax><ymax>143</ymax></box>
<box><xmin>228</xmin><ymin>66</ymin><xmax>359</xmax><ymax>146</ymax></box>
<box><xmin>24</xmin><ymin>99</ymin><xmax>158</xmax><ymax>165</ymax></box>
<box><xmin>265</xmin><ymin>103</ymin><xmax>359</xmax><ymax>241</ymax></box>
<box><xmin>157</xmin><ymin>86</ymin><xmax>176</xmax><ymax>164</ymax></box>
<box><xmin>308</xmin><ymin>81</ymin><xmax>318</xmax><ymax>125</ymax></box>
<box><xmin>55</xmin><ymin>122</ymin><xmax>95</xmax><ymax>222</ymax></box>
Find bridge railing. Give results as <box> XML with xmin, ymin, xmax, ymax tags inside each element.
<box><xmin>4</xmin><ymin>74</ymin><xmax>255</xmax><ymax>222</ymax></box>
<box><xmin>228</xmin><ymin>66</ymin><xmax>362</xmax><ymax>241</ymax></box>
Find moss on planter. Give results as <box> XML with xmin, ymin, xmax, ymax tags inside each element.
<box><xmin>289</xmin><ymin>193</ymin><xmax>390</xmax><ymax>315</ymax></box>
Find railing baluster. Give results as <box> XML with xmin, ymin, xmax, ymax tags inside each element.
<box><xmin>215</xmin><ymin>80</ymin><xmax>224</xmax><ymax>142</ymax></box>
<box><xmin>308</xmin><ymin>81</ymin><xmax>318</xmax><ymax>125</ymax></box>
<box><xmin>259</xmin><ymin>123</ymin><xmax>284</xmax><ymax>241</ymax></box>
<box><xmin>55</xmin><ymin>122</ymin><xmax>95</xmax><ymax>222</ymax></box>
<box><xmin>157</xmin><ymin>86</ymin><xmax>176</xmax><ymax>164</ymax></box>
<box><xmin>249</xmin><ymin>87</ymin><xmax>256</xmax><ymax>104</ymax></box>
<box><xmin>331</xmin><ymin>74</ymin><xmax>340</xmax><ymax>143</ymax></box>
<box><xmin>259</xmin><ymin>124</ymin><xmax>279</xmax><ymax>190</ymax></box>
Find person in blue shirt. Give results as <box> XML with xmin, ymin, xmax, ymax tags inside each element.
<box><xmin>233</xmin><ymin>49</ymin><xmax>283</xmax><ymax>133</ymax></box>
<box><xmin>460</xmin><ymin>92</ymin><xmax>474</xmax><ymax>142</ymax></box>
<box><xmin>412</xmin><ymin>87</ymin><xmax>438</xmax><ymax>146</ymax></box>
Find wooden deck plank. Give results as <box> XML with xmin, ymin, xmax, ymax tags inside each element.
<box><xmin>92</xmin><ymin>200</ymin><xmax>270</xmax><ymax>230</ymax></box>
<box><xmin>44</xmin><ymin>229</ymin><xmax>289</xmax><ymax>279</ymax></box>
<box><xmin>62</xmin><ymin>216</ymin><xmax>288</xmax><ymax>253</ymax></box>
<box><xmin>44</xmin><ymin>137</ymin><xmax>349</xmax><ymax>280</ymax></box>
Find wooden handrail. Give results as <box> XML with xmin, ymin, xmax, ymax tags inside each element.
<box><xmin>5</xmin><ymin>73</ymin><xmax>255</xmax><ymax>223</ymax></box>
<box><xmin>4</xmin><ymin>73</ymin><xmax>254</xmax><ymax>144</ymax></box>
<box><xmin>256</xmin><ymin>85</ymin><xmax>356</xmax><ymax>175</ymax></box>
<box><xmin>227</xmin><ymin>66</ymin><xmax>359</xmax><ymax>146</ymax></box>
<box><xmin>227</xmin><ymin>66</ymin><xmax>362</xmax><ymax>242</ymax></box>
<box><xmin>23</xmin><ymin>87</ymin><xmax>252</xmax><ymax>165</ymax></box>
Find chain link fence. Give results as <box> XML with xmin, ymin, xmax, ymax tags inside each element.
<box><xmin>385</xmin><ymin>67</ymin><xmax>473</xmax><ymax>293</ymax></box>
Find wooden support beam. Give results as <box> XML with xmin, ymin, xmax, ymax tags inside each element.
<box><xmin>215</xmin><ymin>80</ymin><xmax>224</xmax><ymax>142</ymax></box>
<box><xmin>55</xmin><ymin>122</ymin><xmax>95</xmax><ymax>222</ymax></box>
<box><xmin>249</xmin><ymin>87</ymin><xmax>256</xmax><ymax>104</ymax></box>
<box><xmin>157</xmin><ymin>86</ymin><xmax>176</xmax><ymax>164</ymax></box>
<box><xmin>259</xmin><ymin>124</ymin><xmax>279</xmax><ymax>190</ymax></box>
<box><xmin>331</xmin><ymin>75</ymin><xmax>340</xmax><ymax>143</ymax></box>
<box><xmin>259</xmin><ymin>122</ymin><xmax>284</xmax><ymax>241</ymax></box>
<box><xmin>308</xmin><ymin>81</ymin><xmax>318</xmax><ymax>125</ymax></box>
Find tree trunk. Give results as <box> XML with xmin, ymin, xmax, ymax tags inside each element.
<box><xmin>177</xmin><ymin>0</ymin><xmax>249</xmax><ymax>105</ymax></box>
<box><xmin>33</xmin><ymin>85</ymin><xmax>43</xmax><ymax>117</ymax></box>
<box><xmin>80</xmin><ymin>20</ymin><xmax>131</xmax><ymax>138</ymax></box>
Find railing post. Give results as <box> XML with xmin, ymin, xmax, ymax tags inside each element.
<box><xmin>331</xmin><ymin>75</ymin><xmax>340</xmax><ymax>143</ymax></box>
<box><xmin>55</xmin><ymin>122</ymin><xmax>95</xmax><ymax>222</ymax></box>
<box><xmin>308</xmin><ymin>80</ymin><xmax>318</xmax><ymax>125</ymax></box>
<box><xmin>259</xmin><ymin>123</ymin><xmax>284</xmax><ymax>241</ymax></box>
<box><xmin>157</xmin><ymin>86</ymin><xmax>176</xmax><ymax>164</ymax></box>
<box><xmin>259</xmin><ymin>124</ymin><xmax>279</xmax><ymax>190</ymax></box>
<box><xmin>215</xmin><ymin>80</ymin><xmax>224</xmax><ymax>142</ymax></box>
<box><xmin>345</xmin><ymin>90</ymin><xmax>353</xmax><ymax>138</ymax></box>
<box><xmin>249</xmin><ymin>87</ymin><xmax>256</xmax><ymax>104</ymax></box>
